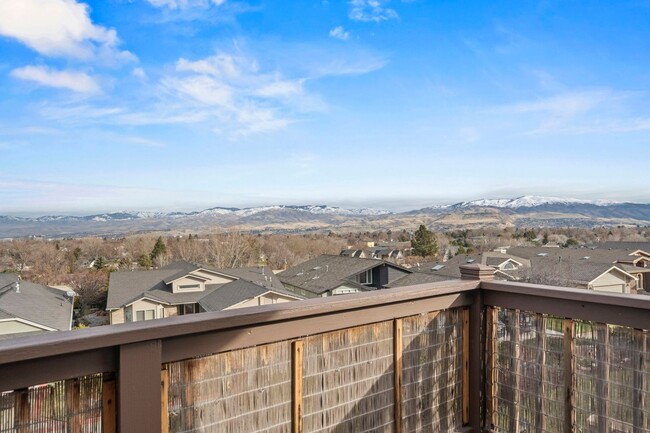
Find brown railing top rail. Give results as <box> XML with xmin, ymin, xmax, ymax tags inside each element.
<box><xmin>483</xmin><ymin>279</ymin><xmax>650</xmax><ymax>328</ymax></box>
<box><xmin>0</xmin><ymin>279</ymin><xmax>479</xmax><ymax>366</ymax></box>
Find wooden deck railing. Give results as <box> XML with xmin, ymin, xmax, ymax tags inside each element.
<box><xmin>0</xmin><ymin>264</ymin><xmax>648</xmax><ymax>433</ymax></box>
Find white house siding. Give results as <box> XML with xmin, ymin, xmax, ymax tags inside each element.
<box><xmin>192</xmin><ymin>269</ymin><xmax>236</xmax><ymax>285</ymax></box>
<box><xmin>130</xmin><ymin>299</ymin><xmax>164</xmax><ymax>321</ymax></box>
<box><xmin>110</xmin><ymin>308</ymin><xmax>125</xmax><ymax>325</ymax></box>
<box><xmin>171</xmin><ymin>275</ymin><xmax>206</xmax><ymax>293</ymax></box>
<box><xmin>163</xmin><ymin>305</ymin><xmax>178</xmax><ymax>318</ymax></box>
<box><xmin>591</xmin><ymin>272</ymin><xmax>629</xmax><ymax>294</ymax></box>
<box><xmin>0</xmin><ymin>320</ymin><xmax>43</xmax><ymax>335</ymax></box>
<box><xmin>331</xmin><ymin>285</ymin><xmax>362</xmax><ymax>296</ymax></box>
<box><xmin>227</xmin><ymin>293</ymin><xmax>297</xmax><ymax>309</ymax></box>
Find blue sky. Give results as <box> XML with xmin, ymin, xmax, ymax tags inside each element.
<box><xmin>1</xmin><ymin>0</ymin><xmax>650</xmax><ymax>215</ymax></box>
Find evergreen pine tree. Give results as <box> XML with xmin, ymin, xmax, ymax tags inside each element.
<box><xmin>150</xmin><ymin>237</ymin><xmax>167</xmax><ymax>261</ymax></box>
<box><xmin>411</xmin><ymin>224</ymin><xmax>438</xmax><ymax>257</ymax></box>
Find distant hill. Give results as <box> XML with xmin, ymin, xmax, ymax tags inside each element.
<box><xmin>2</xmin><ymin>196</ymin><xmax>650</xmax><ymax>238</ymax></box>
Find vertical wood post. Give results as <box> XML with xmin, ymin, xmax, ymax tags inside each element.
<box><xmin>15</xmin><ymin>388</ymin><xmax>29</xmax><ymax>433</ymax></box>
<box><xmin>119</xmin><ymin>340</ymin><xmax>162</xmax><ymax>433</ymax></box>
<box><xmin>633</xmin><ymin>330</ymin><xmax>646</xmax><ymax>433</ymax></box>
<box><xmin>462</xmin><ymin>308</ymin><xmax>470</xmax><ymax>426</ymax></box>
<box><xmin>161</xmin><ymin>367</ymin><xmax>169</xmax><ymax>433</ymax></box>
<box><xmin>102</xmin><ymin>378</ymin><xmax>116</xmax><ymax>433</ymax></box>
<box><xmin>460</xmin><ymin>264</ymin><xmax>491</xmax><ymax>433</ymax></box>
<box><xmin>65</xmin><ymin>378</ymin><xmax>81</xmax><ymax>433</ymax></box>
<box><xmin>292</xmin><ymin>340</ymin><xmax>303</xmax><ymax>433</ymax></box>
<box><xmin>563</xmin><ymin>319</ymin><xmax>576</xmax><ymax>433</ymax></box>
<box><xmin>394</xmin><ymin>318</ymin><xmax>403</xmax><ymax>433</ymax></box>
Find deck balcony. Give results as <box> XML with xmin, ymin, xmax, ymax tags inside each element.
<box><xmin>0</xmin><ymin>264</ymin><xmax>648</xmax><ymax>433</ymax></box>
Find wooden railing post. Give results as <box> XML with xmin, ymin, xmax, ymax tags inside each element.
<box><xmin>394</xmin><ymin>318</ymin><xmax>403</xmax><ymax>433</ymax></box>
<box><xmin>563</xmin><ymin>319</ymin><xmax>576</xmax><ymax>433</ymax></box>
<box><xmin>118</xmin><ymin>340</ymin><xmax>162</xmax><ymax>433</ymax></box>
<box><xmin>460</xmin><ymin>264</ymin><xmax>492</xmax><ymax>433</ymax></box>
<box><xmin>65</xmin><ymin>378</ymin><xmax>81</xmax><ymax>433</ymax></box>
<box><xmin>462</xmin><ymin>309</ymin><xmax>470</xmax><ymax>426</ymax></box>
<box><xmin>161</xmin><ymin>367</ymin><xmax>169</xmax><ymax>433</ymax></box>
<box><xmin>292</xmin><ymin>340</ymin><xmax>303</xmax><ymax>433</ymax></box>
<box><xmin>15</xmin><ymin>388</ymin><xmax>29</xmax><ymax>433</ymax></box>
<box><xmin>102</xmin><ymin>376</ymin><xmax>116</xmax><ymax>433</ymax></box>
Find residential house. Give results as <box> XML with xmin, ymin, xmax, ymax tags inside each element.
<box><xmin>278</xmin><ymin>255</ymin><xmax>413</xmax><ymax>298</ymax></box>
<box><xmin>340</xmin><ymin>249</ymin><xmax>366</xmax><ymax>258</ymax></box>
<box><xmin>0</xmin><ymin>273</ymin><xmax>74</xmax><ymax>337</ymax></box>
<box><xmin>414</xmin><ymin>245</ymin><xmax>649</xmax><ymax>294</ymax></box>
<box><xmin>106</xmin><ymin>260</ymin><xmax>303</xmax><ymax>324</ymax></box>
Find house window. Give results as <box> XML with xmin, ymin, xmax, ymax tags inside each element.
<box><xmin>178</xmin><ymin>303</ymin><xmax>200</xmax><ymax>315</ymax></box>
<box><xmin>358</xmin><ymin>269</ymin><xmax>373</xmax><ymax>285</ymax></box>
<box><xmin>178</xmin><ymin>284</ymin><xmax>201</xmax><ymax>291</ymax></box>
<box><xmin>502</xmin><ymin>262</ymin><xmax>515</xmax><ymax>270</ymax></box>
<box><xmin>135</xmin><ymin>309</ymin><xmax>155</xmax><ymax>321</ymax></box>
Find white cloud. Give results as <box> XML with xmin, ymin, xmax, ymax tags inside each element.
<box><xmin>0</xmin><ymin>0</ymin><xmax>134</xmax><ymax>63</ymax></box>
<box><xmin>163</xmin><ymin>52</ymin><xmax>308</xmax><ymax>134</ymax></box>
<box><xmin>168</xmin><ymin>74</ymin><xmax>234</xmax><ymax>106</ymax></box>
<box><xmin>11</xmin><ymin>65</ymin><xmax>101</xmax><ymax>94</ymax></box>
<box><xmin>349</xmin><ymin>0</ymin><xmax>398</xmax><ymax>22</ymax></box>
<box><xmin>489</xmin><ymin>89</ymin><xmax>650</xmax><ymax>136</ymax></box>
<box><xmin>329</xmin><ymin>26</ymin><xmax>350</xmax><ymax>41</ymax></box>
<box><xmin>146</xmin><ymin>0</ymin><xmax>226</xmax><ymax>10</ymax></box>
<box><xmin>132</xmin><ymin>67</ymin><xmax>147</xmax><ymax>79</ymax></box>
<box><xmin>123</xmin><ymin>136</ymin><xmax>164</xmax><ymax>147</ymax></box>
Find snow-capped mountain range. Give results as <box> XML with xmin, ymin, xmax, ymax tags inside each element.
<box><xmin>449</xmin><ymin>195</ymin><xmax>620</xmax><ymax>209</ymax></box>
<box><xmin>1</xmin><ymin>204</ymin><xmax>391</xmax><ymax>223</ymax></box>
<box><xmin>2</xmin><ymin>196</ymin><xmax>649</xmax><ymax>238</ymax></box>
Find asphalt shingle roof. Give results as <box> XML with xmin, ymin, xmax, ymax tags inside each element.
<box><xmin>199</xmin><ymin>280</ymin><xmax>269</xmax><ymax>311</ymax></box>
<box><xmin>278</xmin><ymin>255</ymin><xmax>410</xmax><ymax>295</ymax></box>
<box><xmin>387</xmin><ymin>272</ymin><xmax>454</xmax><ymax>288</ymax></box>
<box><xmin>0</xmin><ymin>273</ymin><xmax>73</xmax><ymax>331</ymax></box>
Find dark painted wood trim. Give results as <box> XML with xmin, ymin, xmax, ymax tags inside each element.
<box><xmin>482</xmin><ymin>281</ymin><xmax>650</xmax><ymax>328</ymax></box>
<box><xmin>119</xmin><ymin>340</ymin><xmax>162</xmax><ymax>433</ymax></box>
<box><xmin>0</xmin><ymin>348</ymin><xmax>116</xmax><ymax>393</ymax></box>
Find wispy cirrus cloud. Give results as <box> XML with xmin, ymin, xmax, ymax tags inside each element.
<box><xmin>489</xmin><ymin>89</ymin><xmax>650</xmax><ymax>136</ymax></box>
<box><xmin>11</xmin><ymin>65</ymin><xmax>101</xmax><ymax>94</ymax></box>
<box><xmin>0</xmin><ymin>0</ymin><xmax>135</xmax><ymax>64</ymax></box>
<box><xmin>349</xmin><ymin>0</ymin><xmax>398</xmax><ymax>22</ymax></box>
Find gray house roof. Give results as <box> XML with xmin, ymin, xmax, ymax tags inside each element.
<box><xmin>387</xmin><ymin>272</ymin><xmax>453</xmax><ymax>288</ymax></box>
<box><xmin>278</xmin><ymin>255</ymin><xmax>410</xmax><ymax>295</ymax></box>
<box><xmin>107</xmin><ymin>261</ymin><xmax>301</xmax><ymax>311</ymax></box>
<box><xmin>0</xmin><ymin>273</ymin><xmax>73</xmax><ymax>331</ymax></box>
<box><xmin>199</xmin><ymin>279</ymin><xmax>269</xmax><ymax>311</ymax></box>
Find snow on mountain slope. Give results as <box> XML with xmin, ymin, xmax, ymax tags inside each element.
<box><xmin>455</xmin><ymin>195</ymin><xmax>619</xmax><ymax>209</ymax></box>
